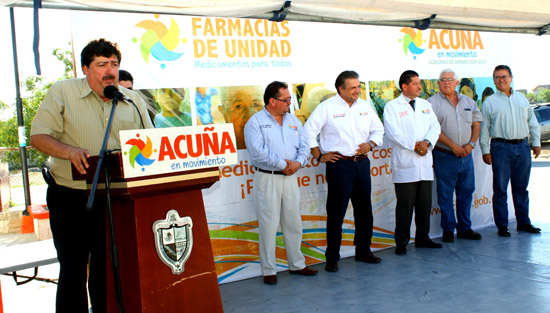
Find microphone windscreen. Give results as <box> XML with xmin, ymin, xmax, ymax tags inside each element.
<box><xmin>104</xmin><ymin>85</ymin><xmax>120</xmax><ymax>99</ymax></box>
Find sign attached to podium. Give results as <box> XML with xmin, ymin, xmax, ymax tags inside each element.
<box><xmin>152</xmin><ymin>210</ymin><xmax>194</xmax><ymax>274</ymax></box>
<box><xmin>120</xmin><ymin>124</ymin><xmax>238</xmax><ymax>178</ymax></box>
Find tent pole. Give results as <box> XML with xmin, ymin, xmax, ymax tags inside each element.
<box><xmin>10</xmin><ymin>7</ymin><xmax>32</xmax><ymax>213</ymax></box>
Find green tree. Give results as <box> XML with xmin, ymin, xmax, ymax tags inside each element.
<box><xmin>537</xmin><ymin>88</ymin><xmax>550</xmax><ymax>103</ymax></box>
<box><xmin>0</xmin><ymin>46</ymin><xmax>73</xmax><ymax>169</ymax></box>
<box><xmin>527</xmin><ymin>87</ymin><xmax>550</xmax><ymax>104</ymax></box>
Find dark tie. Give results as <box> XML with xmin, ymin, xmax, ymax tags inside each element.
<box><xmin>409</xmin><ymin>99</ymin><xmax>415</xmax><ymax>111</ymax></box>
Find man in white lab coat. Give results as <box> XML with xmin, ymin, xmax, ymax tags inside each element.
<box><xmin>383</xmin><ymin>70</ymin><xmax>442</xmax><ymax>255</ymax></box>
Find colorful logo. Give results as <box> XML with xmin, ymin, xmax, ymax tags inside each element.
<box><xmin>125</xmin><ymin>134</ymin><xmax>156</xmax><ymax>171</ymax></box>
<box><xmin>399</xmin><ymin>27</ymin><xmax>426</xmax><ymax>59</ymax></box>
<box><xmin>133</xmin><ymin>14</ymin><xmax>186</xmax><ymax>69</ymax></box>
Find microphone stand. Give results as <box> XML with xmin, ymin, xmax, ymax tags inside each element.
<box><xmin>86</xmin><ymin>95</ymin><xmax>125</xmax><ymax>313</ymax></box>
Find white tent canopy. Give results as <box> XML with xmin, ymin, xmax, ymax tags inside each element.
<box><xmin>2</xmin><ymin>0</ymin><xmax>550</xmax><ymax>34</ymax></box>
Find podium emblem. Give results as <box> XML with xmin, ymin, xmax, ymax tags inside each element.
<box><xmin>153</xmin><ymin>210</ymin><xmax>193</xmax><ymax>274</ymax></box>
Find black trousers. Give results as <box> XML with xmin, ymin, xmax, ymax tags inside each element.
<box><xmin>394</xmin><ymin>181</ymin><xmax>432</xmax><ymax>247</ymax></box>
<box><xmin>47</xmin><ymin>184</ymin><xmax>106</xmax><ymax>313</ymax></box>
<box><xmin>325</xmin><ymin>158</ymin><xmax>373</xmax><ymax>262</ymax></box>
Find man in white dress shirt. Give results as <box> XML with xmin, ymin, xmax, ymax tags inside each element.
<box><xmin>303</xmin><ymin>71</ymin><xmax>384</xmax><ymax>272</ymax></box>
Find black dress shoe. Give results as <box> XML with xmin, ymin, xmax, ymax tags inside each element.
<box><xmin>415</xmin><ymin>240</ymin><xmax>443</xmax><ymax>248</ymax></box>
<box><xmin>498</xmin><ymin>226</ymin><xmax>511</xmax><ymax>237</ymax></box>
<box><xmin>263</xmin><ymin>275</ymin><xmax>277</xmax><ymax>285</ymax></box>
<box><xmin>325</xmin><ymin>261</ymin><xmax>338</xmax><ymax>272</ymax></box>
<box><xmin>395</xmin><ymin>245</ymin><xmax>407</xmax><ymax>255</ymax></box>
<box><xmin>457</xmin><ymin>229</ymin><xmax>482</xmax><ymax>240</ymax></box>
<box><xmin>442</xmin><ymin>231</ymin><xmax>454</xmax><ymax>243</ymax></box>
<box><xmin>355</xmin><ymin>254</ymin><xmax>382</xmax><ymax>264</ymax></box>
<box><xmin>517</xmin><ymin>224</ymin><xmax>541</xmax><ymax>233</ymax></box>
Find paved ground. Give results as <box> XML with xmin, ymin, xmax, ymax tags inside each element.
<box><xmin>1</xmin><ymin>152</ymin><xmax>549</xmax><ymax>312</ymax></box>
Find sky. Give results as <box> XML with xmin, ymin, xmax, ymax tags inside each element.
<box><xmin>1</xmin><ymin>6</ymin><xmax>550</xmax><ymax>117</ymax></box>
<box><xmin>0</xmin><ymin>8</ymin><xmax>72</xmax><ymax>107</ymax></box>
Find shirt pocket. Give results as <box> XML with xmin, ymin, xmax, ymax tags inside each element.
<box><xmin>460</xmin><ymin>109</ymin><xmax>473</xmax><ymax>123</ymax></box>
<box><xmin>286</xmin><ymin>127</ymin><xmax>300</xmax><ymax>150</ymax></box>
<box><xmin>114</xmin><ymin>106</ymin><xmax>140</xmax><ymax>131</ymax></box>
<box><xmin>261</xmin><ymin>125</ymin><xmax>279</xmax><ymax>147</ymax></box>
<box><xmin>519</xmin><ymin>106</ymin><xmax>529</xmax><ymax>120</ymax></box>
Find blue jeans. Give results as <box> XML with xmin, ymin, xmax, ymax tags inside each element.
<box><xmin>433</xmin><ymin>149</ymin><xmax>475</xmax><ymax>233</ymax></box>
<box><xmin>490</xmin><ymin>139</ymin><xmax>532</xmax><ymax>227</ymax></box>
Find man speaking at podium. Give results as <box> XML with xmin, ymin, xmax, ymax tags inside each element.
<box><xmin>30</xmin><ymin>39</ymin><xmax>154</xmax><ymax>313</ymax></box>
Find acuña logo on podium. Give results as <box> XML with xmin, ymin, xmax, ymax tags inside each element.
<box><xmin>120</xmin><ymin>124</ymin><xmax>239</xmax><ymax>178</ymax></box>
<box><xmin>125</xmin><ymin>135</ymin><xmax>156</xmax><ymax>171</ymax></box>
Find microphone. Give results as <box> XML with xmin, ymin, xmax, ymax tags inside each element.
<box><xmin>103</xmin><ymin>85</ymin><xmax>145</xmax><ymax>128</ymax></box>
<box><xmin>104</xmin><ymin>85</ymin><xmax>126</xmax><ymax>100</ymax></box>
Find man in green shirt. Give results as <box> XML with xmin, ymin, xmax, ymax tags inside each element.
<box><xmin>30</xmin><ymin>38</ymin><xmax>153</xmax><ymax>313</ymax></box>
<box><xmin>479</xmin><ymin>65</ymin><xmax>541</xmax><ymax>237</ymax></box>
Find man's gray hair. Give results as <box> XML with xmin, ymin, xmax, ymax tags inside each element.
<box><xmin>439</xmin><ymin>69</ymin><xmax>458</xmax><ymax>81</ymax></box>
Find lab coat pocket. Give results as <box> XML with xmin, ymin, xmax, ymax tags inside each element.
<box><xmin>394</xmin><ymin>149</ymin><xmax>416</xmax><ymax>169</ymax></box>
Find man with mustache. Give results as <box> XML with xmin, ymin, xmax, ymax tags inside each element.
<box><xmin>384</xmin><ymin>70</ymin><xmax>442</xmax><ymax>256</ymax></box>
<box><xmin>30</xmin><ymin>39</ymin><xmax>154</xmax><ymax>313</ymax></box>
<box><xmin>428</xmin><ymin>69</ymin><xmax>483</xmax><ymax>243</ymax></box>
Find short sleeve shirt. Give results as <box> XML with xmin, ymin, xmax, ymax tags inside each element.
<box><xmin>31</xmin><ymin>78</ymin><xmax>154</xmax><ymax>189</ymax></box>
<box><xmin>428</xmin><ymin>92</ymin><xmax>482</xmax><ymax>149</ymax></box>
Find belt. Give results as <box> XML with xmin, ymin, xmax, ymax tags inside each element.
<box><xmin>433</xmin><ymin>146</ymin><xmax>454</xmax><ymax>155</ymax></box>
<box><xmin>254</xmin><ymin>167</ymin><xmax>285</xmax><ymax>175</ymax></box>
<box><xmin>491</xmin><ymin>137</ymin><xmax>526</xmax><ymax>145</ymax></box>
<box><xmin>336</xmin><ymin>153</ymin><xmax>368</xmax><ymax>162</ymax></box>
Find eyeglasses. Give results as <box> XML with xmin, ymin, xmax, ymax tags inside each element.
<box><xmin>275</xmin><ymin>98</ymin><xmax>291</xmax><ymax>104</ymax></box>
<box><xmin>439</xmin><ymin>78</ymin><xmax>455</xmax><ymax>82</ymax></box>
<box><xmin>494</xmin><ymin>75</ymin><xmax>510</xmax><ymax>80</ymax></box>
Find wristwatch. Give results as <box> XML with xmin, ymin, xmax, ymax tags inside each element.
<box><xmin>424</xmin><ymin>139</ymin><xmax>431</xmax><ymax>147</ymax></box>
<box><xmin>469</xmin><ymin>142</ymin><xmax>476</xmax><ymax>148</ymax></box>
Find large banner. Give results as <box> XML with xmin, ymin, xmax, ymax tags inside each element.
<box><xmin>71</xmin><ymin>12</ymin><xmax>514</xmax><ymax>283</ymax></box>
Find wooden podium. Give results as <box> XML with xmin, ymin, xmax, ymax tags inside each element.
<box><xmin>75</xmin><ymin>153</ymin><xmax>224</xmax><ymax>313</ymax></box>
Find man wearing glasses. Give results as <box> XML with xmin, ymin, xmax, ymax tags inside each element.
<box><xmin>480</xmin><ymin>65</ymin><xmax>541</xmax><ymax>237</ymax></box>
<box><xmin>428</xmin><ymin>69</ymin><xmax>482</xmax><ymax>243</ymax></box>
<box><xmin>244</xmin><ymin>81</ymin><xmax>318</xmax><ymax>285</ymax></box>
<box><xmin>303</xmin><ymin>71</ymin><xmax>384</xmax><ymax>272</ymax></box>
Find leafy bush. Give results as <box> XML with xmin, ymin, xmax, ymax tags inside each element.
<box><xmin>0</xmin><ymin>46</ymin><xmax>73</xmax><ymax>169</ymax></box>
